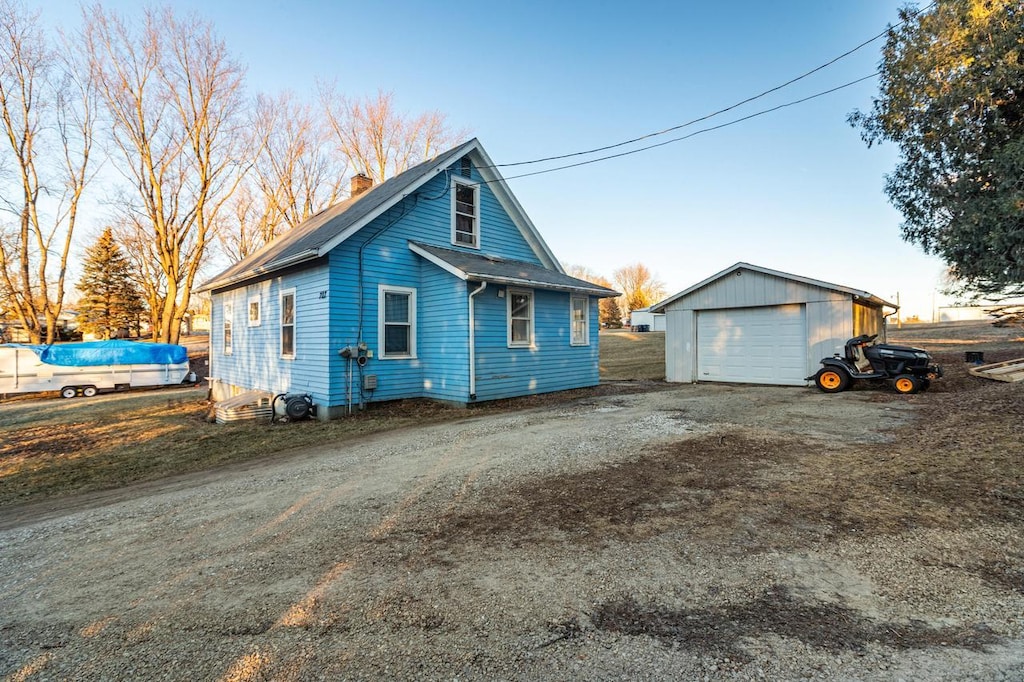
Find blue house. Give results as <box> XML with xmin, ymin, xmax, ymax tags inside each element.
<box><xmin>198</xmin><ymin>139</ymin><xmax>618</xmax><ymax>419</ymax></box>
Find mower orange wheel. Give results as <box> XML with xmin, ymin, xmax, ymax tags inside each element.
<box><xmin>894</xmin><ymin>375</ymin><xmax>920</xmax><ymax>394</ymax></box>
<box><xmin>814</xmin><ymin>367</ymin><xmax>849</xmax><ymax>393</ymax></box>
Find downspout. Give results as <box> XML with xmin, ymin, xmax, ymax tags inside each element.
<box><xmin>468</xmin><ymin>281</ymin><xmax>487</xmax><ymax>400</ymax></box>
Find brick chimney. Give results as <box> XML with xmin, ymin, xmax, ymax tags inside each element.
<box><xmin>350</xmin><ymin>173</ymin><xmax>373</xmax><ymax>197</ymax></box>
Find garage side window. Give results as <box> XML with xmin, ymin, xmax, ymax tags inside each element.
<box><xmin>280</xmin><ymin>289</ymin><xmax>295</xmax><ymax>359</ymax></box>
<box><xmin>508</xmin><ymin>289</ymin><xmax>533</xmax><ymax>347</ymax></box>
<box><xmin>570</xmin><ymin>296</ymin><xmax>589</xmax><ymax>346</ymax></box>
<box><xmin>223</xmin><ymin>302</ymin><xmax>233</xmax><ymax>355</ymax></box>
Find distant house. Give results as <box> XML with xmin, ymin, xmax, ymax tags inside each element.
<box><xmin>198</xmin><ymin>139</ymin><xmax>618</xmax><ymax>418</ymax></box>
<box><xmin>0</xmin><ymin>309</ymin><xmax>79</xmax><ymax>343</ymax></box>
<box><xmin>651</xmin><ymin>262</ymin><xmax>895</xmax><ymax>386</ymax></box>
<box><xmin>628</xmin><ymin>306</ymin><xmax>666</xmax><ymax>332</ymax></box>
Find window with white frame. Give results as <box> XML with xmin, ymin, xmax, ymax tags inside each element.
<box><xmin>508</xmin><ymin>289</ymin><xmax>533</xmax><ymax>347</ymax></box>
<box><xmin>223</xmin><ymin>301</ymin><xmax>233</xmax><ymax>355</ymax></box>
<box><xmin>451</xmin><ymin>176</ymin><xmax>479</xmax><ymax>248</ymax></box>
<box><xmin>571</xmin><ymin>296</ymin><xmax>589</xmax><ymax>346</ymax></box>
<box><xmin>280</xmin><ymin>289</ymin><xmax>295</xmax><ymax>359</ymax></box>
<box><xmin>248</xmin><ymin>295</ymin><xmax>261</xmax><ymax>327</ymax></box>
<box><xmin>378</xmin><ymin>285</ymin><xmax>416</xmax><ymax>358</ymax></box>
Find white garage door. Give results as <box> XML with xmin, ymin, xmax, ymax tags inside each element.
<box><xmin>696</xmin><ymin>305</ymin><xmax>807</xmax><ymax>385</ymax></box>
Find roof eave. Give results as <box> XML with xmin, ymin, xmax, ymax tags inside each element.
<box><xmin>197</xmin><ymin>249</ymin><xmax>319</xmax><ymax>293</ymax></box>
<box><xmin>465</xmin><ymin>273</ymin><xmax>618</xmax><ymax>297</ymax></box>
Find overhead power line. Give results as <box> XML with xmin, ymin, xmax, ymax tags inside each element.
<box><xmin>490</xmin><ymin>1</ymin><xmax>936</xmax><ymax>170</ymax></box>
<box><xmin>472</xmin><ymin>72</ymin><xmax>879</xmax><ymax>186</ymax></box>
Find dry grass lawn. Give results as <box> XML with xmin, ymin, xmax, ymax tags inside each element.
<box><xmin>0</xmin><ymin>389</ymin><xmax>477</xmax><ymax>508</ymax></box>
<box><xmin>598</xmin><ymin>329</ymin><xmax>665</xmax><ymax>380</ymax></box>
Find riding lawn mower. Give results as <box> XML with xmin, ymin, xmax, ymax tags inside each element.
<box><xmin>809</xmin><ymin>334</ymin><xmax>943</xmax><ymax>395</ymax></box>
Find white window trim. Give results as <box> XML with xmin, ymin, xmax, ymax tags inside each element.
<box><xmin>223</xmin><ymin>301</ymin><xmax>233</xmax><ymax>355</ymax></box>
<box><xmin>280</xmin><ymin>288</ymin><xmax>296</xmax><ymax>360</ymax></box>
<box><xmin>570</xmin><ymin>295</ymin><xmax>590</xmax><ymax>346</ymax></box>
<box><xmin>450</xmin><ymin>175</ymin><xmax>480</xmax><ymax>249</ymax></box>
<box><xmin>378</xmin><ymin>284</ymin><xmax>417</xmax><ymax>359</ymax></box>
<box><xmin>507</xmin><ymin>288</ymin><xmax>535</xmax><ymax>348</ymax></box>
<box><xmin>247</xmin><ymin>295</ymin><xmax>261</xmax><ymax>327</ymax></box>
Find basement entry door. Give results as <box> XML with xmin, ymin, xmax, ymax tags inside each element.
<box><xmin>696</xmin><ymin>304</ymin><xmax>807</xmax><ymax>385</ymax></box>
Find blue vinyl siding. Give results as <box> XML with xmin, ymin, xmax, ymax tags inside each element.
<box><xmin>323</xmin><ymin>157</ymin><xmax>543</xmax><ymax>406</ymax></box>
<box><xmin>211</xmin><ymin>265</ymin><xmax>332</xmax><ymax>404</ymax></box>
<box><xmin>418</xmin><ymin>269</ymin><xmax>470</xmax><ymax>402</ymax></box>
<box><xmin>471</xmin><ymin>289</ymin><xmax>601</xmax><ymax>402</ymax></box>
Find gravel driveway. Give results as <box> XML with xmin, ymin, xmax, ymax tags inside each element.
<box><xmin>2</xmin><ymin>383</ymin><xmax>1023</xmax><ymax>680</ymax></box>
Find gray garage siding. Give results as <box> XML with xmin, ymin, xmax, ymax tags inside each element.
<box><xmin>658</xmin><ymin>264</ymin><xmax>890</xmax><ymax>385</ymax></box>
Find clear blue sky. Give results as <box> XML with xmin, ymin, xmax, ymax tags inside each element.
<box><xmin>47</xmin><ymin>0</ymin><xmax>952</xmax><ymax>319</ymax></box>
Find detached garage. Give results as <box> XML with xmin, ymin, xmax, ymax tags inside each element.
<box><xmin>651</xmin><ymin>262</ymin><xmax>896</xmax><ymax>386</ymax></box>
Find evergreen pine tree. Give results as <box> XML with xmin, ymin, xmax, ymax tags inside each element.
<box><xmin>76</xmin><ymin>228</ymin><xmax>145</xmax><ymax>339</ymax></box>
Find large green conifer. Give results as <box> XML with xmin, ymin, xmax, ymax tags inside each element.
<box><xmin>76</xmin><ymin>229</ymin><xmax>145</xmax><ymax>339</ymax></box>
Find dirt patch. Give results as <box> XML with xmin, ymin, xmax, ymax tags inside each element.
<box><xmin>589</xmin><ymin>585</ymin><xmax>1002</xmax><ymax>662</ymax></box>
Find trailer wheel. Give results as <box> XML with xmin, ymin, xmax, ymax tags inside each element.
<box><xmin>60</xmin><ymin>386</ymin><xmax>77</xmax><ymax>399</ymax></box>
<box><xmin>82</xmin><ymin>386</ymin><xmax>98</xmax><ymax>397</ymax></box>
<box><xmin>814</xmin><ymin>367</ymin><xmax>850</xmax><ymax>393</ymax></box>
<box><xmin>894</xmin><ymin>375</ymin><xmax>920</xmax><ymax>394</ymax></box>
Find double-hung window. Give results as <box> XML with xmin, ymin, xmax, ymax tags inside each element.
<box><xmin>571</xmin><ymin>296</ymin><xmax>589</xmax><ymax>346</ymax></box>
<box><xmin>451</xmin><ymin>177</ymin><xmax>479</xmax><ymax>248</ymax></box>
<box><xmin>379</xmin><ymin>285</ymin><xmax>416</xmax><ymax>358</ymax></box>
<box><xmin>223</xmin><ymin>302</ymin><xmax>233</xmax><ymax>355</ymax></box>
<box><xmin>508</xmin><ymin>289</ymin><xmax>534</xmax><ymax>347</ymax></box>
<box><xmin>280</xmin><ymin>289</ymin><xmax>295</xmax><ymax>359</ymax></box>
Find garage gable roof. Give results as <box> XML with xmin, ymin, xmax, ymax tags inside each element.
<box><xmin>650</xmin><ymin>262</ymin><xmax>896</xmax><ymax>312</ymax></box>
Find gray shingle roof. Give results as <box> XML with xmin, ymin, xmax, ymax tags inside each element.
<box><xmin>409</xmin><ymin>242</ymin><xmax>619</xmax><ymax>297</ymax></box>
<box><xmin>198</xmin><ymin>141</ymin><xmax>476</xmax><ymax>292</ymax></box>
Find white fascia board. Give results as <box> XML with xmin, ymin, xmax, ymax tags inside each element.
<box><xmin>198</xmin><ymin>249</ymin><xmax>320</xmax><ymax>293</ymax></box>
<box><xmin>408</xmin><ymin>242</ymin><xmax>469</xmax><ymax>280</ymax></box>
<box><xmin>466</xmin><ymin>273</ymin><xmax>617</xmax><ymax>297</ymax></box>
<box><xmin>470</xmin><ymin>145</ymin><xmax>563</xmax><ymax>273</ymax></box>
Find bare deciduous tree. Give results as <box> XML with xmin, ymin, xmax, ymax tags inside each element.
<box><xmin>613</xmin><ymin>262</ymin><xmax>666</xmax><ymax>314</ymax></box>
<box><xmin>320</xmin><ymin>87</ymin><xmax>466</xmax><ymax>184</ymax></box>
<box><xmin>220</xmin><ymin>92</ymin><xmax>346</xmax><ymax>259</ymax></box>
<box><xmin>84</xmin><ymin>5</ymin><xmax>246</xmax><ymax>344</ymax></box>
<box><xmin>0</xmin><ymin>0</ymin><xmax>94</xmax><ymax>343</ymax></box>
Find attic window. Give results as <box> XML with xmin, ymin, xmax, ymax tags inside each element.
<box><xmin>460</xmin><ymin>157</ymin><xmax>472</xmax><ymax>178</ymax></box>
<box><xmin>451</xmin><ymin>176</ymin><xmax>479</xmax><ymax>248</ymax></box>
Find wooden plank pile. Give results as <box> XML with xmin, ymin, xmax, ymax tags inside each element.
<box><xmin>968</xmin><ymin>358</ymin><xmax>1024</xmax><ymax>383</ymax></box>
